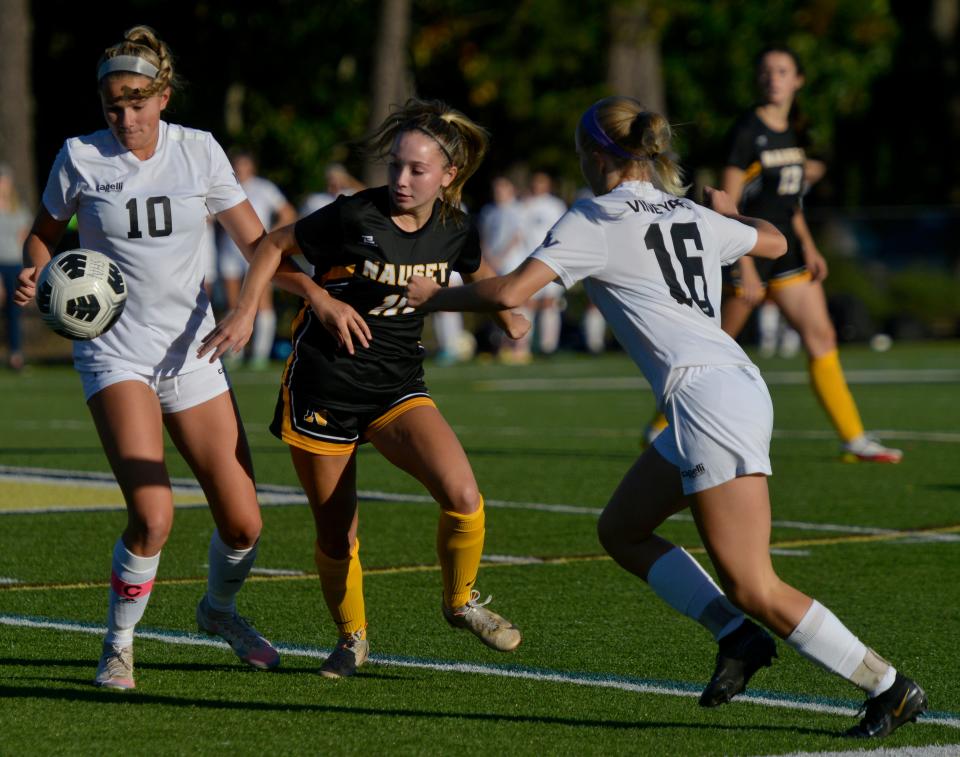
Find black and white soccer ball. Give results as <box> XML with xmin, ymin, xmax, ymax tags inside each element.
<box><xmin>35</xmin><ymin>249</ymin><xmax>127</xmax><ymax>340</ymax></box>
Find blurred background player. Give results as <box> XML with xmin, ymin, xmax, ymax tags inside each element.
<box><xmin>478</xmin><ymin>175</ymin><xmax>531</xmax><ymax>363</ymax></box>
<box><xmin>0</xmin><ymin>164</ymin><xmax>31</xmax><ymax>371</ymax></box>
<box><xmin>299</xmin><ymin>163</ymin><xmax>366</xmax><ymax>217</ymax></box>
<box><xmin>646</xmin><ymin>45</ymin><xmax>902</xmax><ymax>464</ymax></box>
<box><xmin>217</xmin><ymin>149</ymin><xmax>297</xmax><ymax>368</ymax></box>
<box><xmin>521</xmin><ymin>171</ymin><xmax>566</xmax><ymax>355</ymax></box>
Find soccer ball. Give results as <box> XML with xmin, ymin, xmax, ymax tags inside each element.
<box><xmin>35</xmin><ymin>249</ymin><xmax>127</xmax><ymax>340</ymax></box>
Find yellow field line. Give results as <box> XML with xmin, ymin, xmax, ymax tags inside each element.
<box><xmin>3</xmin><ymin>524</ymin><xmax>958</xmax><ymax>594</ymax></box>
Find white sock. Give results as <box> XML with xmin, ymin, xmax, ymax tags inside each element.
<box><xmin>252</xmin><ymin>309</ymin><xmax>277</xmax><ymax>362</ymax></box>
<box><xmin>646</xmin><ymin>547</ymin><xmax>744</xmax><ymax>640</ymax></box>
<box><xmin>758</xmin><ymin>302</ymin><xmax>779</xmax><ymax>357</ymax></box>
<box><xmin>433</xmin><ymin>311</ymin><xmax>464</xmax><ymax>353</ymax></box>
<box><xmin>206</xmin><ymin>530</ymin><xmax>258</xmax><ymax>613</ymax></box>
<box><xmin>105</xmin><ymin>538</ymin><xmax>160</xmax><ymax>647</ymax></box>
<box><xmin>786</xmin><ymin>599</ymin><xmax>897</xmax><ymax>697</ymax></box>
<box><xmin>582</xmin><ymin>308</ymin><xmax>606</xmax><ymax>354</ymax></box>
<box><xmin>537</xmin><ymin>306</ymin><xmax>561</xmax><ymax>354</ymax></box>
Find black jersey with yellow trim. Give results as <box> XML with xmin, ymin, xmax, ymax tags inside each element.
<box><xmin>726</xmin><ymin>111</ymin><xmax>806</xmax><ymax>228</ymax></box>
<box><xmin>289</xmin><ymin>186</ymin><xmax>481</xmax><ymax>411</ymax></box>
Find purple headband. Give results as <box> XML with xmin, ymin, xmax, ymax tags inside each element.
<box><xmin>579</xmin><ymin>104</ymin><xmax>644</xmax><ymax>161</ymax></box>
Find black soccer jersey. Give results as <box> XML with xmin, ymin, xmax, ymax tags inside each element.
<box><xmin>726</xmin><ymin>111</ymin><xmax>806</xmax><ymax>229</ymax></box>
<box><xmin>289</xmin><ymin>186</ymin><xmax>481</xmax><ymax>412</ymax></box>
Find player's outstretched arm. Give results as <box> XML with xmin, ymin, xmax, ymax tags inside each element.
<box><xmin>409</xmin><ymin>257</ymin><xmax>557</xmax><ymax>313</ymax></box>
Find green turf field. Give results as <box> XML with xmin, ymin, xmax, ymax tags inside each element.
<box><xmin>1</xmin><ymin>341</ymin><xmax>958</xmax><ymax>755</ymax></box>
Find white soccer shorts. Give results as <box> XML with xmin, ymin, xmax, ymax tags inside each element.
<box><xmin>80</xmin><ymin>359</ymin><xmax>231</xmax><ymax>414</ymax></box>
<box><xmin>654</xmin><ymin>364</ymin><xmax>773</xmax><ymax>495</ymax></box>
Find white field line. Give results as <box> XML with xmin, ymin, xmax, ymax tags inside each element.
<box><xmin>2</xmin><ymin>613</ymin><xmax>958</xmax><ymax>731</ymax></box>
<box><xmin>2</xmin><ymin>465</ymin><xmax>957</xmax><ymax>544</ymax></box>
<box><xmin>472</xmin><ymin>368</ymin><xmax>960</xmax><ymax>393</ymax></box>
<box><xmin>769</xmin><ymin>748</ymin><xmax>960</xmax><ymax>757</ymax></box>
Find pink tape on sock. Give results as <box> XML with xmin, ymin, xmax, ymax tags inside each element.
<box><xmin>110</xmin><ymin>571</ymin><xmax>155</xmax><ymax>599</ymax></box>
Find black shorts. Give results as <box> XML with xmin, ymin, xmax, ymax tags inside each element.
<box><xmin>724</xmin><ymin>226</ymin><xmax>810</xmax><ymax>294</ymax></box>
<box><xmin>270</xmin><ymin>378</ymin><xmax>435</xmax><ymax>456</ymax></box>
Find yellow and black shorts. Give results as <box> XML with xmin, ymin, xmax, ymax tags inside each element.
<box><xmin>269</xmin><ymin>379</ymin><xmax>435</xmax><ymax>456</ymax></box>
<box><xmin>724</xmin><ymin>228</ymin><xmax>811</xmax><ymax>298</ymax></box>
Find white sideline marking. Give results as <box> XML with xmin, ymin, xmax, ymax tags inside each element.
<box><xmin>2</xmin><ymin>465</ymin><xmax>957</xmax><ymax>545</ymax></box>
<box><xmin>768</xmin><ymin>549</ymin><xmax>811</xmax><ymax>557</ymax></box>
<box><xmin>2</xmin><ymin>613</ymin><xmax>958</xmax><ymax>731</ymax></box>
<box><xmin>248</xmin><ymin>567</ymin><xmax>309</xmax><ymax>577</ymax></box>
<box><xmin>769</xmin><ymin>748</ymin><xmax>960</xmax><ymax>757</ymax></box>
<box><xmin>0</xmin><ymin>577</ymin><xmax>22</xmax><ymax>585</ymax></box>
<box><xmin>482</xmin><ymin>554</ymin><xmax>544</xmax><ymax>565</ymax></box>
<box><xmin>473</xmin><ymin>368</ymin><xmax>960</xmax><ymax>393</ymax></box>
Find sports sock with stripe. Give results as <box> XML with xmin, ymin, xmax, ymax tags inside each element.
<box><xmin>809</xmin><ymin>349</ymin><xmax>864</xmax><ymax>443</ymax></box>
<box><xmin>205</xmin><ymin>530</ymin><xmax>257</xmax><ymax>614</ymax></box>
<box><xmin>786</xmin><ymin>599</ymin><xmax>896</xmax><ymax>697</ymax></box>
<box><xmin>105</xmin><ymin>538</ymin><xmax>160</xmax><ymax>648</ymax></box>
<box><xmin>645</xmin><ymin>547</ymin><xmax>744</xmax><ymax>641</ymax></box>
<box><xmin>437</xmin><ymin>497</ymin><xmax>485</xmax><ymax>608</ymax></box>
<box><xmin>314</xmin><ymin>539</ymin><xmax>366</xmax><ymax>638</ymax></box>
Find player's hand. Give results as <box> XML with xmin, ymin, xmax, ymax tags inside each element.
<box><xmin>703</xmin><ymin>186</ymin><xmax>738</xmax><ymax>216</ymax></box>
<box><xmin>738</xmin><ymin>264</ymin><xmax>766</xmax><ymax>306</ymax></box>
<box><xmin>804</xmin><ymin>244</ymin><xmax>829</xmax><ymax>282</ymax></box>
<box><xmin>307</xmin><ymin>291</ymin><xmax>371</xmax><ymax>355</ymax></box>
<box><xmin>198</xmin><ymin>308</ymin><xmax>256</xmax><ymax>362</ymax></box>
<box><xmin>13</xmin><ymin>267</ymin><xmax>38</xmax><ymax>307</ymax></box>
<box><xmin>502</xmin><ymin>310</ymin><xmax>531</xmax><ymax>340</ymax></box>
<box><xmin>405</xmin><ymin>275</ymin><xmax>440</xmax><ymax>309</ymax></box>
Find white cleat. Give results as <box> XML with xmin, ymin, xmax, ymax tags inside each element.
<box><xmin>842</xmin><ymin>435</ymin><xmax>903</xmax><ymax>464</ymax></box>
<box><xmin>94</xmin><ymin>642</ymin><xmax>135</xmax><ymax>690</ymax></box>
<box><xmin>196</xmin><ymin>596</ymin><xmax>280</xmax><ymax>670</ymax></box>
<box><xmin>443</xmin><ymin>590</ymin><xmax>522</xmax><ymax>652</ymax></box>
<box><xmin>320</xmin><ymin>629</ymin><xmax>369</xmax><ymax>679</ymax></box>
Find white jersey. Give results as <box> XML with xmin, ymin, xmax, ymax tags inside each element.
<box><xmin>42</xmin><ymin>121</ymin><xmax>246</xmax><ymax>375</ymax></box>
<box><xmin>217</xmin><ymin>175</ymin><xmax>288</xmax><ymax>258</ymax></box>
<box><xmin>522</xmin><ymin>193</ymin><xmax>567</xmax><ymax>254</ymax></box>
<box><xmin>531</xmin><ymin>181</ymin><xmax>758</xmax><ymax>403</ymax></box>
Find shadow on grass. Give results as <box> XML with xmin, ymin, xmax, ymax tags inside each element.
<box><xmin>0</xmin><ymin>682</ymin><xmax>836</xmax><ymax>736</ymax></box>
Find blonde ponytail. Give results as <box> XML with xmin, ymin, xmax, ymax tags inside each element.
<box><xmin>97</xmin><ymin>25</ymin><xmax>180</xmax><ymax>100</ymax></box>
<box><xmin>577</xmin><ymin>96</ymin><xmax>687</xmax><ymax>196</ymax></box>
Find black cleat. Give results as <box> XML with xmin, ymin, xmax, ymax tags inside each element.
<box><xmin>699</xmin><ymin>619</ymin><xmax>777</xmax><ymax>707</ymax></box>
<box><xmin>844</xmin><ymin>673</ymin><xmax>927</xmax><ymax>738</ymax></box>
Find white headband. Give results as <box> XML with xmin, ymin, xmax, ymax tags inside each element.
<box><xmin>97</xmin><ymin>55</ymin><xmax>159</xmax><ymax>82</ymax></box>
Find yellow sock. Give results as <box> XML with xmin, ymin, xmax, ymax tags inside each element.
<box><xmin>650</xmin><ymin>412</ymin><xmax>669</xmax><ymax>433</ymax></box>
<box><xmin>314</xmin><ymin>539</ymin><xmax>366</xmax><ymax>638</ymax></box>
<box><xmin>809</xmin><ymin>350</ymin><xmax>864</xmax><ymax>443</ymax></box>
<box><xmin>437</xmin><ymin>497</ymin><xmax>485</xmax><ymax>609</ymax></box>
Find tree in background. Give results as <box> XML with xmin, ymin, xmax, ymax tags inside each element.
<box><xmin>365</xmin><ymin>0</ymin><xmax>415</xmax><ymax>185</ymax></box>
<box><xmin>0</xmin><ymin>0</ymin><xmax>36</xmax><ymax>210</ymax></box>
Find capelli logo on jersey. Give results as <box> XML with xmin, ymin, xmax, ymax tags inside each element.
<box><xmin>680</xmin><ymin>463</ymin><xmax>706</xmax><ymax>479</ymax></box>
<box><xmin>360</xmin><ymin>234</ymin><xmax>378</xmax><ymax>247</ymax></box>
<box><xmin>95</xmin><ymin>181</ymin><xmax>124</xmax><ymax>193</ymax></box>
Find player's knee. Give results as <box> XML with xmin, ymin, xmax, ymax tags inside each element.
<box><xmin>440</xmin><ymin>481</ymin><xmax>481</xmax><ymax>515</ymax></box>
<box><xmin>126</xmin><ymin>509</ymin><xmax>173</xmax><ymax>550</ymax></box>
<box><xmin>597</xmin><ymin>504</ymin><xmax>640</xmax><ymax>555</ymax></box>
<box><xmin>218</xmin><ymin>516</ymin><xmax>262</xmax><ymax>550</ymax></box>
<box><xmin>804</xmin><ymin>322</ymin><xmax>837</xmax><ymax>355</ymax></box>
<box><xmin>316</xmin><ymin>533</ymin><xmax>353</xmax><ymax>561</ymax></box>
<box><xmin>723</xmin><ymin>579</ymin><xmax>777</xmax><ymax>620</ymax></box>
